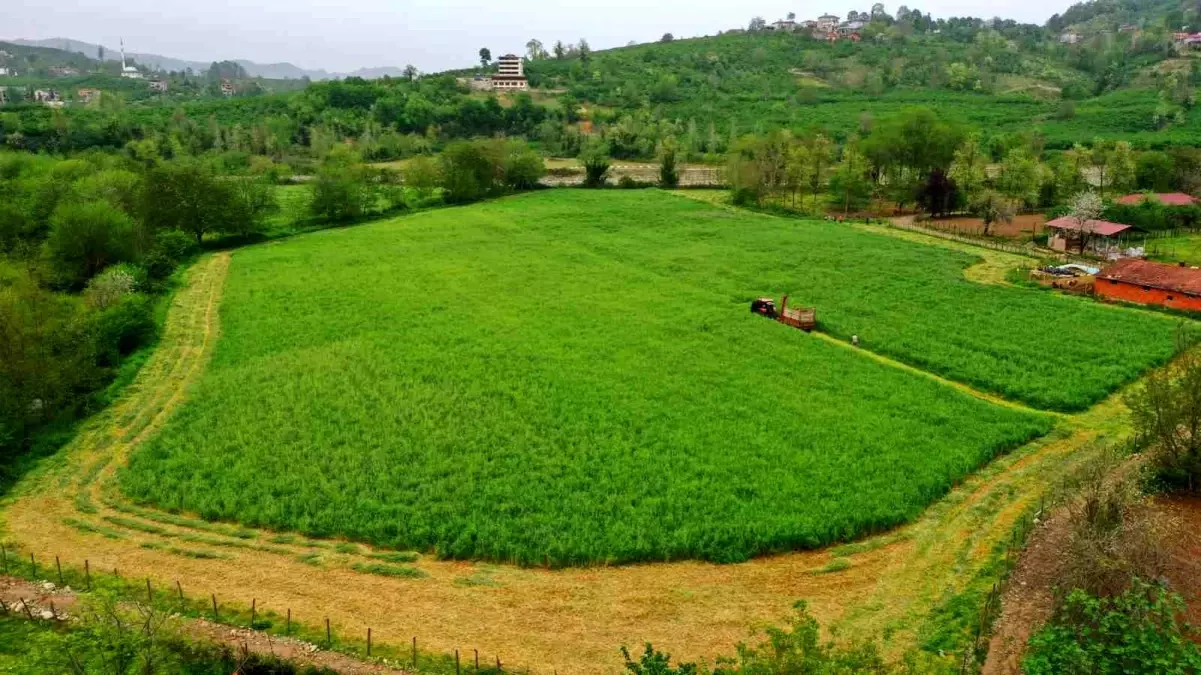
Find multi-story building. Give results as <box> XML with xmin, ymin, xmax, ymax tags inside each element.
<box><xmin>492</xmin><ymin>54</ymin><xmax>528</xmax><ymax>90</ymax></box>
<box><xmin>149</xmin><ymin>79</ymin><xmax>169</xmax><ymax>92</ymax></box>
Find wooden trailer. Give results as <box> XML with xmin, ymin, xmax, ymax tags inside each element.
<box><xmin>750</xmin><ymin>295</ymin><xmax>816</xmax><ymax>331</ymax></box>
<box><xmin>777</xmin><ymin>295</ymin><xmax>816</xmax><ymax>331</ymax></box>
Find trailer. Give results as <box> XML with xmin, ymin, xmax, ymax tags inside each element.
<box><xmin>750</xmin><ymin>295</ymin><xmax>816</xmax><ymax>331</ymax></box>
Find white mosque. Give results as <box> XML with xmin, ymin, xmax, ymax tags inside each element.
<box><xmin>119</xmin><ymin>40</ymin><xmax>143</xmax><ymax>79</ymax></box>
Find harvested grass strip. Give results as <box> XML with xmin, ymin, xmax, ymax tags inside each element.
<box><xmin>103</xmin><ymin>515</ymin><xmax>166</xmax><ymax>535</ymax></box>
<box><xmin>62</xmin><ymin>518</ymin><xmax>125</xmax><ymax>540</ymax></box>
<box><xmin>350</xmin><ymin>562</ymin><xmax>427</xmax><ymax>579</ymax></box>
<box><xmin>368</xmin><ymin>551</ymin><xmax>420</xmax><ymax>564</ymax></box>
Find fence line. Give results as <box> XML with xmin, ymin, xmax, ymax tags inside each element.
<box><xmin>883</xmin><ymin>218</ymin><xmax>1048</xmax><ymax>258</ymax></box>
<box><xmin>0</xmin><ymin>550</ymin><xmax>518</xmax><ymax>674</ymax></box>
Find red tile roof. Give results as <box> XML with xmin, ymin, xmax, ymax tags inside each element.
<box><xmin>1097</xmin><ymin>259</ymin><xmax>1201</xmax><ymax>296</ymax></box>
<box><xmin>1045</xmin><ymin>216</ymin><xmax>1132</xmax><ymax>237</ymax></box>
<box><xmin>1115</xmin><ymin>192</ymin><xmax>1198</xmax><ymax>206</ymax></box>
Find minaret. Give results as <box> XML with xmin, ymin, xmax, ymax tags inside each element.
<box><xmin>120</xmin><ymin>39</ymin><xmax>127</xmax><ymax>70</ymax></box>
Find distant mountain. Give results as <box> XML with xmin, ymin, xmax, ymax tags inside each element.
<box><xmin>9</xmin><ymin>38</ymin><xmax>402</xmax><ymax>80</ymax></box>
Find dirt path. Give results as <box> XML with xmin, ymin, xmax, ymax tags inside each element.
<box><xmin>0</xmin><ymin>576</ymin><xmax>409</xmax><ymax>675</ymax></box>
<box><xmin>0</xmin><ymin>238</ymin><xmax>1139</xmax><ymax>674</ymax></box>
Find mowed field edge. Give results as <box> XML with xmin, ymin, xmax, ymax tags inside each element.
<box><xmin>118</xmin><ymin>191</ymin><xmax>1172</xmax><ymax>566</ymax></box>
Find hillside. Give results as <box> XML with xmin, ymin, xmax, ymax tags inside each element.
<box><xmin>10</xmin><ymin>37</ymin><xmax>405</xmax><ymax>80</ymax></box>
<box><xmin>516</xmin><ymin>0</ymin><xmax>1199</xmax><ymax>150</ymax></box>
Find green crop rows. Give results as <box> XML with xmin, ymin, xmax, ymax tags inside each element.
<box><xmin>120</xmin><ymin>191</ymin><xmax>1179</xmax><ymax>565</ymax></box>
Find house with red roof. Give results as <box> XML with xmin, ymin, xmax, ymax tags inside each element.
<box><xmin>1045</xmin><ymin>216</ymin><xmax>1137</xmax><ymax>256</ymax></box>
<box><xmin>1115</xmin><ymin>193</ymin><xmax>1199</xmax><ymax>206</ymax></box>
<box><xmin>1096</xmin><ymin>259</ymin><xmax>1201</xmax><ymax>312</ymax></box>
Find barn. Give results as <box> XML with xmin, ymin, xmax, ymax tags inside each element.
<box><xmin>1095</xmin><ymin>259</ymin><xmax>1201</xmax><ymax>312</ymax></box>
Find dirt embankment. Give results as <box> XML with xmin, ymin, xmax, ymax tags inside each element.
<box><xmin>983</xmin><ymin>493</ymin><xmax>1201</xmax><ymax>674</ymax></box>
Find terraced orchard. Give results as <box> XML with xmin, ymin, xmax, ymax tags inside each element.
<box><xmin>119</xmin><ymin>190</ymin><xmax>1176</xmax><ymax>566</ymax></box>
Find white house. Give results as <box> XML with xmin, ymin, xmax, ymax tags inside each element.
<box><xmin>816</xmin><ymin>14</ymin><xmax>841</xmax><ymax>31</ymax></box>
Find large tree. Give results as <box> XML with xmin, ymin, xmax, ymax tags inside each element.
<box><xmin>478</xmin><ymin>48</ymin><xmax>492</xmax><ymax>68</ymax></box>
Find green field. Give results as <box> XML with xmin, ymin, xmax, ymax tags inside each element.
<box><xmin>120</xmin><ymin>191</ymin><xmax>1177</xmax><ymax>565</ymax></box>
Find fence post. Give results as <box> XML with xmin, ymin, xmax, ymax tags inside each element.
<box><xmin>21</xmin><ymin>598</ymin><xmax>33</xmax><ymax>620</ymax></box>
<box><xmin>211</xmin><ymin>594</ymin><xmax>219</xmax><ymax>621</ymax></box>
<box><xmin>85</xmin><ymin>561</ymin><xmax>91</xmax><ymax>591</ymax></box>
<box><xmin>146</xmin><ymin>578</ymin><xmax>153</xmax><ymax>604</ymax></box>
<box><xmin>29</xmin><ymin>553</ymin><xmax>36</xmax><ymax>578</ymax></box>
<box><xmin>286</xmin><ymin>608</ymin><xmax>291</xmax><ymax>634</ymax></box>
<box><xmin>55</xmin><ymin>556</ymin><xmax>63</xmax><ymax>586</ymax></box>
<box><xmin>367</xmin><ymin>627</ymin><xmax>372</xmax><ymax>657</ymax></box>
<box><xmin>412</xmin><ymin>637</ymin><xmax>417</xmax><ymax>667</ymax></box>
<box><xmin>251</xmin><ymin>598</ymin><xmax>256</xmax><ymax>626</ymax></box>
<box><xmin>497</xmin><ymin>655</ymin><xmax>502</xmax><ymax>671</ymax></box>
<box><xmin>176</xmin><ymin>580</ymin><xmax>183</xmax><ymax>603</ymax></box>
<box><xmin>456</xmin><ymin>649</ymin><xmax>461</xmax><ymax>675</ymax></box>
<box><xmin>475</xmin><ymin>648</ymin><xmax>480</xmax><ymax>670</ymax></box>
<box><xmin>326</xmin><ymin>617</ymin><xmax>331</xmax><ymax>647</ymax></box>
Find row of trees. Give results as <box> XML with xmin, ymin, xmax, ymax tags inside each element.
<box><xmin>0</xmin><ymin>150</ymin><xmax>283</xmax><ymax>474</ymax></box>
<box><xmin>723</xmin><ymin>107</ymin><xmax>1201</xmax><ymax>227</ymax></box>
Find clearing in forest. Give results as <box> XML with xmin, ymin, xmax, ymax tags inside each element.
<box><xmin>115</xmin><ymin>191</ymin><xmax>1178</xmax><ymax>565</ymax></box>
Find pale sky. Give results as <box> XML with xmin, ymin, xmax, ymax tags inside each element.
<box><xmin>5</xmin><ymin>0</ymin><xmax>1062</xmax><ymax>74</ymax></box>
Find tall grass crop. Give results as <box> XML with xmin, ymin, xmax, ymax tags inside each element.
<box><xmin>120</xmin><ymin>191</ymin><xmax>1178</xmax><ymax>565</ymax></box>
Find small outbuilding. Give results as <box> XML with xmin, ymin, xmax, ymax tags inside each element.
<box><xmin>1045</xmin><ymin>216</ymin><xmax>1135</xmax><ymax>256</ymax></box>
<box><xmin>1096</xmin><ymin>259</ymin><xmax>1201</xmax><ymax>312</ymax></box>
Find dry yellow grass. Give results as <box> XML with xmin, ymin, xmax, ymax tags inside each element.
<box><xmin>0</xmin><ymin>231</ymin><xmax>1138</xmax><ymax>674</ymax></box>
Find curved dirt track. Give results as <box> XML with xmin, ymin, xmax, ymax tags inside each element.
<box><xmin>0</xmin><ymin>240</ymin><xmax>1135</xmax><ymax>674</ymax></box>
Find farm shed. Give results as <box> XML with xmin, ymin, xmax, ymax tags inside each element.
<box><xmin>1045</xmin><ymin>216</ymin><xmax>1135</xmax><ymax>257</ymax></box>
<box><xmin>1115</xmin><ymin>193</ymin><xmax>1199</xmax><ymax>206</ymax></box>
<box><xmin>1096</xmin><ymin>259</ymin><xmax>1201</xmax><ymax>312</ymax></box>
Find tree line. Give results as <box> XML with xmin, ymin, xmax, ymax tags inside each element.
<box><xmin>723</xmin><ymin>106</ymin><xmax>1201</xmax><ymax>230</ymax></box>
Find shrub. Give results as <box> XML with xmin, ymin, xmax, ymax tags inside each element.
<box><xmin>85</xmin><ymin>264</ymin><xmax>139</xmax><ymax>309</ymax></box>
<box><xmin>439</xmin><ymin>140</ymin><xmax>504</xmax><ymax>203</ymax></box>
<box><xmin>1128</xmin><ymin>341</ymin><xmax>1201</xmax><ymax>491</ymax></box>
<box><xmin>1024</xmin><ymin>582</ymin><xmax>1201</xmax><ymax>675</ymax></box>
<box><xmin>45</xmin><ymin>201</ymin><xmax>135</xmax><ymax>287</ymax></box>
<box><xmin>310</xmin><ymin>154</ymin><xmax>381</xmax><ymax>222</ymax></box>
<box><xmin>580</xmin><ymin>140</ymin><xmax>612</xmax><ymax>188</ymax></box>
<box><xmin>503</xmin><ymin>146</ymin><xmax>546</xmax><ymax>191</ymax></box>
<box><xmin>93</xmin><ymin>294</ymin><xmax>155</xmax><ymax>367</ymax></box>
<box><xmin>141</xmin><ymin>229</ymin><xmax>196</xmax><ymax>286</ymax></box>
<box><xmin>659</xmin><ymin>147</ymin><xmax>680</xmax><ymax>188</ymax></box>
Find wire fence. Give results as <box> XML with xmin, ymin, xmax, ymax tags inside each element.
<box><xmin>0</xmin><ymin>544</ymin><xmax>516</xmax><ymax>675</ymax></box>
<box><xmin>883</xmin><ymin>218</ymin><xmax>1048</xmax><ymax>258</ymax></box>
<box><xmin>957</xmin><ymin>498</ymin><xmax>1045</xmax><ymax>674</ymax></box>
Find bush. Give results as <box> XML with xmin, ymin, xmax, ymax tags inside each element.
<box><xmin>502</xmin><ymin>142</ymin><xmax>546</xmax><ymax>190</ymax></box>
<box><xmin>310</xmin><ymin>154</ymin><xmax>382</xmax><ymax>222</ymax></box>
<box><xmin>659</xmin><ymin>147</ymin><xmax>680</xmax><ymax>188</ymax></box>
<box><xmin>85</xmin><ymin>264</ymin><xmax>139</xmax><ymax>309</ymax></box>
<box><xmin>44</xmin><ymin>201</ymin><xmax>135</xmax><ymax>287</ymax></box>
<box><xmin>580</xmin><ymin>140</ymin><xmax>612</xmax><ymax>188</ymax></box>
<box><xmin>1024</xmin><ymin>582</ymin><xmax>1201</xmax><ymax>675</ymax></box>
<box><xmin>92</xmin><ymin>294</ymin><xmax>155</xmax><ymax>367</ymax></box>
<box><xmin>142</xmin><ymin>229</ymin><xmax>196</xmax><ymax>286</ymax></box>
<box><xmin>439</xmin><ymin>140</ymin><xmax>503</xmax><ymax>203</ymax></box>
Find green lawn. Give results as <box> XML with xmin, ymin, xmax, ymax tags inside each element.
<box><xmin>1147</xmin><ymin>234</ymin><xmax>1201</xmax><ymax>267</ymax></box>
<box><xmin>120</xmin><ymin>190</ymin><xmax>1177</xmax><ymax>565</ymax></box>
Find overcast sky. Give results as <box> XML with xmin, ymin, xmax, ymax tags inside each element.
<box><xmin>6</xmin><ymin>0</ymin><xmax>1063</xmax><ymax>73</ymax></box>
